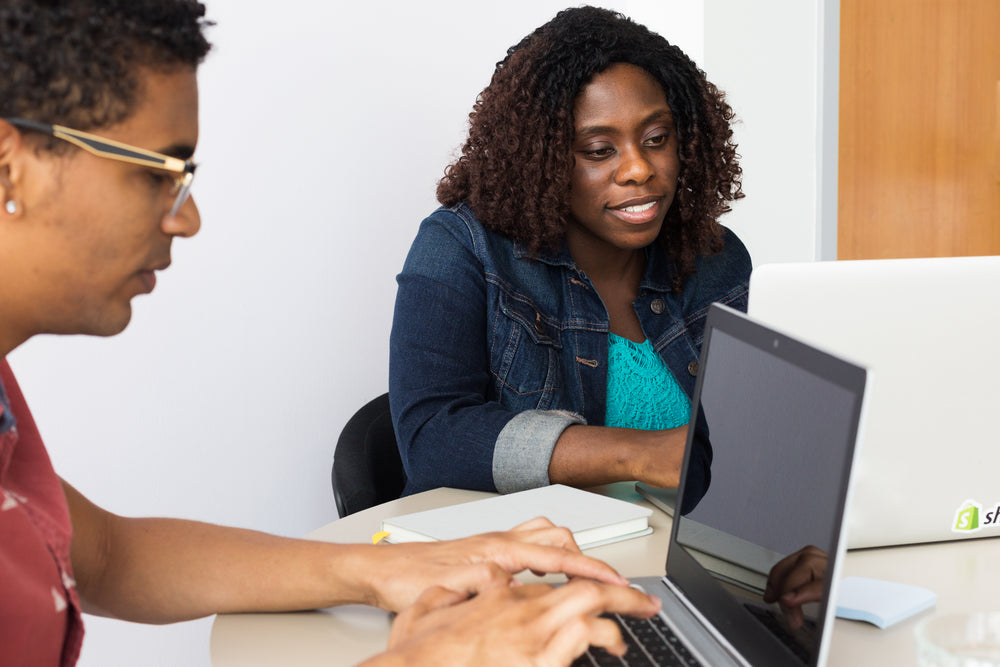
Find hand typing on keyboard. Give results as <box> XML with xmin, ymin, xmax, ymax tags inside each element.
<box><xmin>763</xmin><ymin>545</ymin><xmax>828</xmax><ymax>630</ymax></box>
<box><xmin>364</xmin><ymin>580</ymin><xmax>661</xmax><ymax>667</ymax></box>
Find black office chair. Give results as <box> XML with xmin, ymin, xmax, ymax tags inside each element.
<box><xmin>332</xmin><ymin>393</ymin><xmax>407</xmax><ymax>517</ymax></box>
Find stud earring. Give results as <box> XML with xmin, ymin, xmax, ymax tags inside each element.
<box><xmin>4</xmin><ymin>200</ymin><xmax>16</xmax><ymax>215</ymax></box>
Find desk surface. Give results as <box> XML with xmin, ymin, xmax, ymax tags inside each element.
<box><xmin>211</xmin><ymin>485</ymin><xmax>1000</xmax><ymax>666</ymax></box>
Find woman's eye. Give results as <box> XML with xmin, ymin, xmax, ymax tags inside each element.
<box><xmin>583</xmin><ymin>146</ymin><xmax>614</xmax><ymax>158</ymax></box>
<box><xmin>645</xmin><ymin>133</ymin><xmax>670</xmax><ymax>147</ymax></box>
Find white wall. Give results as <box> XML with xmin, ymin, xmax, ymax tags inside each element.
<box><xmin>7</xmin><ymin>2</ymin><xmax>716</xmax><ymax>666</ymax></box>
<box><xmin>704</xmin><ymin>0</ymin><xmax>838</xmax><ymax>264</ymax></box>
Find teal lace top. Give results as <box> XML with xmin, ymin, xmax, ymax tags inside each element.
<box><xmin>605</xmin><ymin>333</ymin><xmax>691</xmax><ymax>430</ymax></box>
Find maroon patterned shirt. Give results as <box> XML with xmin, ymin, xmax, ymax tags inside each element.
<box><xmin>0</xmin><ymin>360</ymin><xmax>84</xmax><ymax>666</ymax></box>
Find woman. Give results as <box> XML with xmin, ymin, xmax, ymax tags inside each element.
<box><xmin>390</xmin><ymin>6</ymin><xmax>751</xmax><ymax>511</ymax></box>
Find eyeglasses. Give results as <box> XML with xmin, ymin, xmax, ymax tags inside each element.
<box><xmin>4</xmin><ymin>117</ymin><xmax>196</xmax><ymax>217</ymax></box>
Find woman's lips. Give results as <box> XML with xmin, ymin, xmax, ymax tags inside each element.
<box><xmin>610</xmin><ymin>197</ymin><xmax>661</xmax><ymax>224</ymax></box>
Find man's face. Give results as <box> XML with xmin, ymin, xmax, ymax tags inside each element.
<box><xmin>19</xmin><ymin>67</ymin><xmax>201</xmax><ymax>338</ymax></box>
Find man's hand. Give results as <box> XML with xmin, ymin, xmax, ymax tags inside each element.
<box><xmin>762</xmin><ymin>545</ymin><xmax>828</xmax><ymax>630</ymax></box>
<box><xmin>364</xmin><ymin>579</ymin><xmax>660</xmax><ymax>667</ymax></box>
<box><xmin>361</xmin><ymin>517</ymin><xmax>630</xmax><ymax>612</ymax></box>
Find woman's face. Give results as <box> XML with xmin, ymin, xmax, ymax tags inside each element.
<box><xmin>567</xmin><ymin>62</ymin><xmax>680</xmax><ymax>258</ymax></box>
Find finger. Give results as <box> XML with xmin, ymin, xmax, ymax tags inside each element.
<box><xmin>501</xmin><ymin>582</ymin><xmax>559</xmax><ymax>601</ymax></box>
<box><xmin>583</xmin><ymin>616</ymin><xmax>629</xmax><ymax>656</ymax></box>
<box><xmin>435</xmin><ymin>559</ymin><xmax>516</xmax><ymax>598</ymax></box>
<box><xmin>512</xmin><ymin>516</ymin><xmax>558</xmax><ymax>531</ymax></box>
<box><xmin>410</xmin><ymin>585</ymin><xmax>472</xmax><ymax>613</ymax></box>
<box><xmin>540</xmin><ymin>615</ymin><xmax>618</xmax><ymax>667</ymax></box>
<box><xmin>764</xmin><ymin>547</ymin><xmax>825</xmax><ymax>602</ymax></box>
<box><xmin>484</xmin><ymin>538</ymin><xmax>629</xmax><ymax>585</ymax></box>
<box><xmin>764</xmin><ymin>552</ymin><xmax>800</xmax><ymax>601</ymax></box>
<box><xmin>776</xmin><ymin>556</ymin><xmax>824</xmax><ymax>596</ymax></box>
<box><xmin>504</xmin><ymin>523</ymin><xmax>582</xmax><ymax>553</ymax></box>
<box><xmin>507</xmin><ymin>518</ymin><xmax>586</xmax><ymax>565</ymax></box>
<box><xmin>781</xmin><ymin>579</ymin><xmax>825</xmax><ymax>607</ymax></box>
<box><xmin>783</xmin><ymin>603</ymin><xmax>805</xmax><ymax>631</ymax></box>
<box><xmin>530</xmin><ymin>580</ymin><xmax>660</xmax><ymax>635</ymax></box>
<box><xmin>388</xmin><ymin>586</ymin><xmax>470</xmax><ymax>648</ymax></box>
<box><xmin>768</xmin><ymin>545</ymin><xmax>820</xmax><ymax>581</ymax></box>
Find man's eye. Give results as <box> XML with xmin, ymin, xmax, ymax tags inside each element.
<box><xmin>148</xmin><ymin>171</ymin><xmax>174</xmax><ymax>186</ymax></box>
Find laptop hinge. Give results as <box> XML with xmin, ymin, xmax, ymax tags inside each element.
<box><xmin>661</xmin><ymin>576</ymin><xmax>753</xmax><ymax>667</ymax></box>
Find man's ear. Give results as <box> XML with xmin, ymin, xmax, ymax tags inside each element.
<box><xmin>0</xmin><ymin>120</ymin><xmax>26</xmax><ymax>212</ymax></box>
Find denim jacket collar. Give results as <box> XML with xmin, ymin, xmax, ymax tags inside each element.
<box><xmin>513</xmin><ymin>238</ymin><xmax>678</xmax><ymax>295</ymax></box>
<box><xmin>512</xmin><ymin>239</ymin><xmax>575</xmax><ymax>268</ymax></box>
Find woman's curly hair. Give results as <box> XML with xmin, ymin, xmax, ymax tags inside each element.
<box><xmin>437</xmin><ymin>6</ymin><xmax>743</xmax><ymax>287</ymax></box>
<box><xmin>0</xmin><ymin>0</ymin><xmax>212</xmax><ymax>132</ymax></box>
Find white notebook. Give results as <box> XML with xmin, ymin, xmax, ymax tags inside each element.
<box><xmin>380</xmin><ymin>484</ymin><xmax>653</xmax><ymax>549</ymax></box>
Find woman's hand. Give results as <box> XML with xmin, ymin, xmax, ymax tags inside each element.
<box><xmin>363</xmin><ymin>579</ymin><xmax>660</xmax><ymax>667</ymax></box>
<box><xmin>628</xmin><ymin>426</ymin><xmax>688</xmax><ymax>489</ymax></box>
<box><xmin>358</xmin><ymin>517</ymin><xmax>630</xmax><ymax>612</ymax></box>
<box><xmin>549</xmin><ymin>424</ymin><xmax>688</xmax><ymax>490</ymax></box>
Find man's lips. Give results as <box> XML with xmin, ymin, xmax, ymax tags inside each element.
<box><xmin>137</xmin><ymin>261</ymin><xmax>170</xmax><ymax>293</ymax></box>
<box><xmin>138</xmin><ymin>270</ymin><xmax>157</xmax><ymax>293</ymax></box>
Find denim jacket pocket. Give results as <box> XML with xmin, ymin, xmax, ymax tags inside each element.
<box><xmin>489</xmin><ymin>287</ymin><xmax>561</xmax><ymax>410</ymax></box>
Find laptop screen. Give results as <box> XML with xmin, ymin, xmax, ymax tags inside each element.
<box><xmin>667</xmin><ymin>305</ymin><xmax>867</xmax><ymax>666</ymax></box>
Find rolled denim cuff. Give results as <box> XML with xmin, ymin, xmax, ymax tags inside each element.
<box><xmin>492</xmin><ymin>410</ymin><xmax>586</xmax><ymax>494</ymax></box>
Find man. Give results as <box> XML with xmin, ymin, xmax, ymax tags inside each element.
<box><xmin>0</xmin><ymin>1</ymin><xmax>657</xmax><ymax>665</ymax></box>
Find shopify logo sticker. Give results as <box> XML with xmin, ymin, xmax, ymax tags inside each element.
<box><xmin>951</xmin><ymin>499</ymin><xmax>1000</xmax><ymax>534</ymax></box>
<box><xmin>953</xmin><ymin>500</ymin><xmax>982</xmax><ymax>533</ymax></box>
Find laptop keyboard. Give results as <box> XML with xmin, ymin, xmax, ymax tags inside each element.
<box><xmin>572</xmin><ymin>613</ymin><xmax>705</xmax><ymax>666</ymax></box>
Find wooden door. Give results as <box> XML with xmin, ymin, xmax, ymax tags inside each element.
<box><xmin>839</xmin><ymin>0</ymin><xmax>1000</xmax><ymax>259</ymax></box>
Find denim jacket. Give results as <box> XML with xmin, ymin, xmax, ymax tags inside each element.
<box><xmin>389</xmin><ymin>202</ymin><xmax>751</xmax><ymax>498</ymax></box>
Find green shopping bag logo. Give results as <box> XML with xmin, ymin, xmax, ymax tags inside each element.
<box><xmin>953</xmin><ymin>500</ymin><xmax>981</xmax><ymax>532</ymax></box>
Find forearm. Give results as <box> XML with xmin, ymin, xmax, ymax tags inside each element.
<box><xmin>64</xmin><ymin>482</ymin><xmax>632</xmax><ymax>625</ymax></box>
<box><xmin>79</xmin><ymin>515</ymin><xmax>379</xmax><ymax>623</ymax></box>
<box><xmin>548</xmin><ymin>424</ymin><xmax>686</xmax><ymax>488</ymax></box>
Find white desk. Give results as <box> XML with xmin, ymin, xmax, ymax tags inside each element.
<box><xmin>210</xmin><ymin>485</ymin><xmax>1000</xmax><ymax>666</ymax></box>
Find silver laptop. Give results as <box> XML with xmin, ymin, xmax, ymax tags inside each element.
<box><xmin>748</xmin><ymin>256</ymin><xmax>1000</xmax><ymax>549</ymax></box>
<box><xmin>577</xmin><ymin>304</ymin><xmax>869</xmax><ymax>666</ymax></box>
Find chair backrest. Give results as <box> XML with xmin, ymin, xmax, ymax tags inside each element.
<box><xmin>332</xmin><ymin>393</ymin><xmax>406</xmax><ymax>517</ymax></box>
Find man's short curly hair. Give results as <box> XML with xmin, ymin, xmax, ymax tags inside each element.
<box><xmin>0</xmin><ymin>0</ymin><xmax>212</xmax><ymax>131</ymax></box>
<box><xmin>437</xmin><ymin>6</ymin><xmax>743</xmax><ymax>286</ymax></box>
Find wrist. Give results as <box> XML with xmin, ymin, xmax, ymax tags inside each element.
<box><xmin>325</xmin><ymin>543</ymin><xmax>384</xmax><ymax>608</ymax></box>
<box><xmin>623</xmin><ymin>429</ymin><xmax>657</xmax><ymax>481</ymax></box>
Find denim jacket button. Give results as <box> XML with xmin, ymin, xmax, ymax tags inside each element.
<box><xmin>650</xmin><ymin>298</ymin><xmax>666</xmax><ymax>314</ymax></box>
<box><xmin>687</xmin><ymin>360</ymin><xmax>699</xmax><ymax>376</ymax></box>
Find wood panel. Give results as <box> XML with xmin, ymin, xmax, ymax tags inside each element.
<box><xmin>839</xmin><ymin>0</ymin><xmax>1000</xmax><ymax>259</ymax></box>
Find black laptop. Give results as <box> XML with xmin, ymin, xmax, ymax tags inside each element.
<box><xmin>575</xmin><ymin>303</ymin><xmax>869</xmax><ymax>666</ymax></box>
